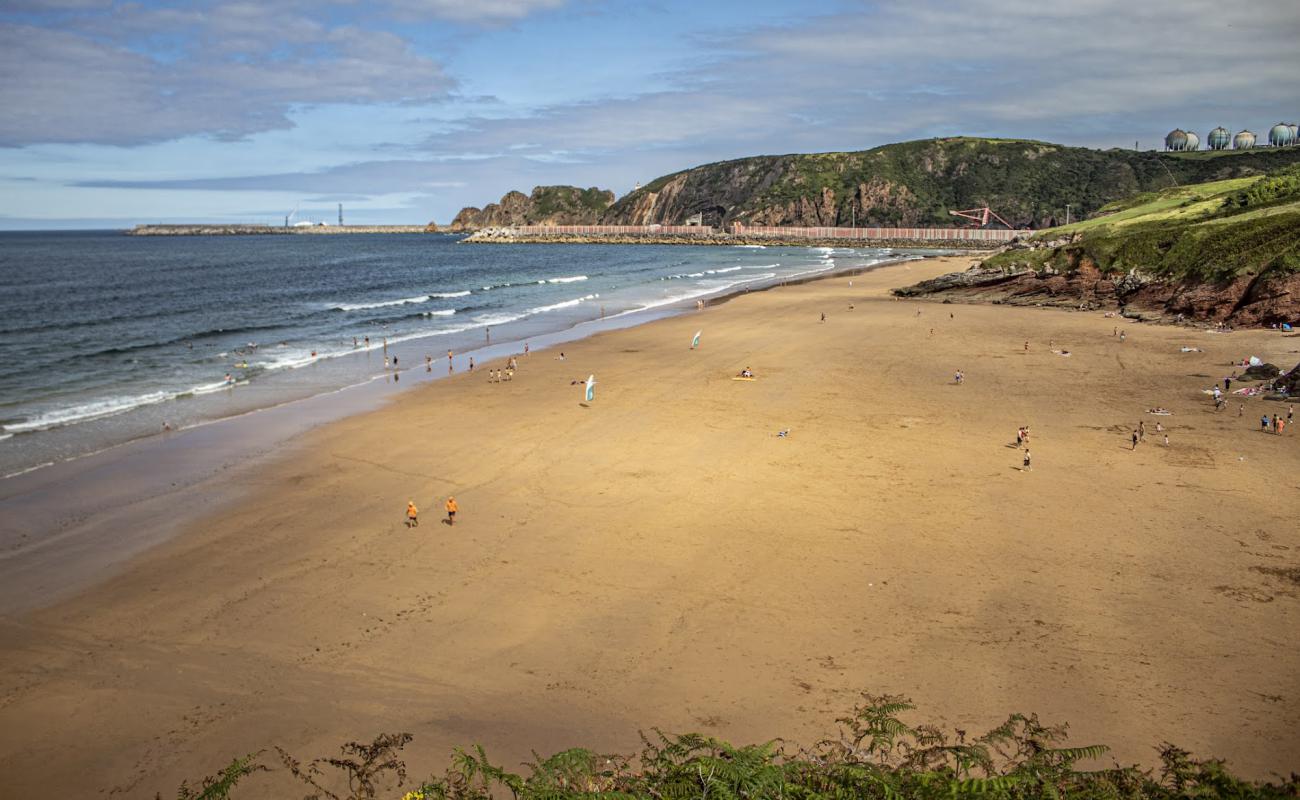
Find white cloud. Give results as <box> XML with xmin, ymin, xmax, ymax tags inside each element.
<box><xmin>0</xmin><ymin>5</ymin><xmax>455</xmax><ymax>146</ymax></box>
<box><xmin>384</xmin><ymin>0</ymin><xmax>569</xmax><ymax>22</ymax></box>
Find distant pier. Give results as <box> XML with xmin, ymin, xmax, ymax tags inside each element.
<box><xmin>127</xmin><ymin>224</ymin><xmax>437</xmax><ymax>236</ymax></box>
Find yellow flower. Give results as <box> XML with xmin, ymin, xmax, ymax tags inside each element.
<box><xmin>401</xmin><ymin>791</ymin><xmax>426</xmax><ymax>800</ymax></box>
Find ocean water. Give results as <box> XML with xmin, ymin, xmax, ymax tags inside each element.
<box><xmin>0</xmin><ymin>231</ymin><xmax>933</xmax><ymax>477</ymax></box>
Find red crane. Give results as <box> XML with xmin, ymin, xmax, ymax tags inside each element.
<box><xmin>948</xmin><ymin>206</ymin><xmax>1013</xmax><ymax>229</ymax></box>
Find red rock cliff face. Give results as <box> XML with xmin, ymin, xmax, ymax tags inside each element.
<box><xmin>896</xmin><ymin>261</ymin><xmax>1300</xmax><ymax>327</ymax></box>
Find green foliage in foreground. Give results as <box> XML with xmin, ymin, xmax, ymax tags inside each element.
<box><xmin>986</xmin><ymin>164</ymin><xmax>1300</xmax><ymax>282</ymax></box>
<box><xmin>164</xmin><ymin>694</ymin><xmax>1298</xmax><ymax>800</ymax></box>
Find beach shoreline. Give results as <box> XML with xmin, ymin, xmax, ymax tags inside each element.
<box><xmin>0</xmin><ymin>253</ymin><xmax>945</xmax><ymax>615</ymax></box>
<box><xmin>1</xmin><ymin>255</ymin><xmax>1297</xmax><ymax>797</ymax></box>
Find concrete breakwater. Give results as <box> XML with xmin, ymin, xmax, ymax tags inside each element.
<box><xmin>463</xmin><ymin>229</ymin><xmax>1002</xmax><ymax>250</ymax></box>
<box><xmin>127</xmin><ymin>224</ymin><xmax>436</xmax><ymax>236</ymax></box>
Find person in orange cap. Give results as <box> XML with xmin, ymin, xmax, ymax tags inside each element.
<box><xmin>406</xmin><ymin>500</ymin><xmax>419</xmax><ymax>527</ymax></box>
<box><xmin>445</xmin><ymin>496</ymin><xmax>458</xmax><ymax>526</ymax></box>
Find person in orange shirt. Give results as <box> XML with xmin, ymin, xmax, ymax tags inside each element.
<box><xmin>445</xmin><ymin>496</ymin><xmax>458</xmax><ymax>526</ymax></box>
<box><xmin>406</xmin><ymin>500</ymin><xmax>419</xmax><ymax>528</ymax></box>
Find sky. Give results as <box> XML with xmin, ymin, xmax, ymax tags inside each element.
<box><xmin>1</xmin><ymin>0</ymin><xmax>1297</xmax><ymax>229</ymax></box>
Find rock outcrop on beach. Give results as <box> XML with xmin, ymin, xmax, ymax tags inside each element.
<box><xmin>895</xmin><ymin>259</ymin><xmax>1300</xmax><ymax>327</ymax></box>
<box><xmin>1274</xmin><ymin>362</ymin><xmax>1300</xmax><ymax>395</ymax></box>
<box><xmin>892</xmin><ymin>164</ymin><xmax>1300</xmax><ymax>327</ymax></box>
<box><xmin>599</xmin><ymin>137</ymin><xmax>1300</xmax><ymax>229</ymax></box>
<box><xmin>447</xmin><ymin>185</ymin><xmax>615</xmax><ymax>231</ymax></box>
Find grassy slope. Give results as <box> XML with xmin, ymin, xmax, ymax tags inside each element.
<box><xmin>985</xmin><ymin>165</ymin><xmax>1300</xmax><ymax>282</ymax></box>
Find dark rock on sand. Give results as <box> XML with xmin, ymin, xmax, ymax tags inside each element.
<box><xmin>1242</xmin><ymin>363</ymin><xmax>1281</xmax><ymax>381</ymax></box>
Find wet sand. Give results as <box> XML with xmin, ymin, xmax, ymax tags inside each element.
<box><xmin>1</xmin><ymin>256</ymin><xmax>1297</xmax><ymax>797</ymax></box>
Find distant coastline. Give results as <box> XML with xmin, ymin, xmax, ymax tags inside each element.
<box><xmin>126</xmin><ymin>223</ymin><xmax>437</xmax><ymax>236</ymax></box>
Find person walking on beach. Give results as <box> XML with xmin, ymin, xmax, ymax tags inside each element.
<box><xmin>820</xmin><ymin>312</ymin><xmax>826</xmax><ymax>322</ymax></box>
<box><xmin>1272</xmin><ymin>414</ymin><xmax>1280</xmax><ymax>434</ymax></box>
<box><xmin>1022</xmin><ymin>449</ymin><xmax>1031</xmax><ymax>471</ymax></box>
<box><xmin>1239</xmin><ymin>403</ymin><xmax>1245</xmax><ymax>417</ymax></box>
<box><xmin>445</xmin><ymin>496</ymin><xmax>458</xmax><ymax>526</ymax></box>
<box><xmin>1131</xmin><ymin>430</ymin><xmax>1139</xmax><ymax>450</ymax></box>
<box><xmin>468</xmin><ymin>357</ymin><xmax>475</xmax><ymax>372</ymax></box>
<box><xmin>1163</xmin><ymin>433</ymin><xmax>1170</xmax><ymax>447</ymax></box>
<box><xmin>406</xmin><ymin>501</ymin><xmax>419</xmax><ymax>528</ymax></box>
<box><xmin>1138</xmin><ymin>420</ymin><xmax>1146</xmax><ymax>442</ymax></box>
<box><xmin>1261</xmin><ymin>414</ymin><xmax>1270</xmax><ymax>432</ymax></box>
<box><xmin>1224</xmin><ymin>377</ymin><xmax>1232</xmax><ymax>392</ymax></box>
<box><xmin>524</xmin><ymin>342</ymin><xmax>530</xmax><ymax>356</ymax></box>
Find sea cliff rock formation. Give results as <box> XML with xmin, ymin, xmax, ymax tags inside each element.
<box><xmin>893</xmin><ymin>255</ymin><xmax>1300</xmax><ymax>327</ymax></box>
<box><xmin>891</xmin><ymin>163</ymin><xmax>1300</xmax><ymax>327</ymax></box>
<box><xmin>447</xmin><ymin>139</ymin><xmax>1300</xmax><ymax>235</ymax></box>
<box><xmin>600</xmin><ymin>138</ymin><xmax>1300</xmax><ymax>229</ymax></box>
<box><xmin>446</xmin><ymin>186</ymin><xmax>614</xmax><ymax>231</ymax></box>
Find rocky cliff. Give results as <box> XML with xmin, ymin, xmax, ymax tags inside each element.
<box><xmin>892</xmin><ymin>166</ymin><xmax>1300</xmax><ymax>327</ymax></box>
<box><xmin>446</xmin><ymin>186</ymin><xmax>615</xmax><ymax>231</ymax></box>
<box><xmin>601</xmin><ymin>138</ymin><xmax>1300</xmax><ymax>229</ymax></box>
<box><xmin>893</xmin><ymin>251</ymin><xmax>1300</xmax><ymax>327</ymax></box>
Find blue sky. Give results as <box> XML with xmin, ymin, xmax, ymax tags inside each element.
<box><xmin>2</xmin><ymin>0</ymin><xmax>1297</xmax><ymax>229</ymax></box>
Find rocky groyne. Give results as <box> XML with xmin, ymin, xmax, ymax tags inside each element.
<box><xmin>462</xmin><ymin>228</ymin><xmax>999</xmax><ymax>250</ymax></box>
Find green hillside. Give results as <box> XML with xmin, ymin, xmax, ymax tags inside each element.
<box><xmin>602</xmin><ymin>138</ymin><xmax>1300</xmax><ymax>229</ymax></box>
<box><xmin>985</xmin><ymin>164</ymin><xmax>1300</xmax><ymax>281</ymax></box>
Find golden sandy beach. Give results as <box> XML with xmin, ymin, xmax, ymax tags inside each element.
<box><xmin>1</xmin><ymin>256</ymin><xmax>1297</xmax><ymax>797</ymax></box>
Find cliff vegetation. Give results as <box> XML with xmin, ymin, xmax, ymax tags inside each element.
<box><xmin>601</xmin><ymin>138</ymin><xmax>1300</xmax><ymax>229</ymax></box>
<box><xmin>895</xmin><ymin>164</ymin><xmax>1300</xmax><ymax>325</ymax></box>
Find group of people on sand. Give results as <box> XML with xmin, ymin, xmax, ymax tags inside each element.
<box><xmin>405</xmin><ymin>496</ymin><xmax>457</xmax><ymax>528</ymax></box>
<box><xmin>487</xmin><ymin>356</ymin><xmax>519</xmax><ymax>383</ymax></box>
<box><xmin>1130</xmin><ymin>419</ymin><xmax>1170</xmax><ymax>449</ymax></box>
<box><xmin>1261</xmin><ymin>412</ymin><xmax>1290</xmax><ymax>435</ymax></box>
<box><xmin>1014</xmin><ymin>427</ymin><xmax>1031</xmax><ymax>471</ymax></box>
